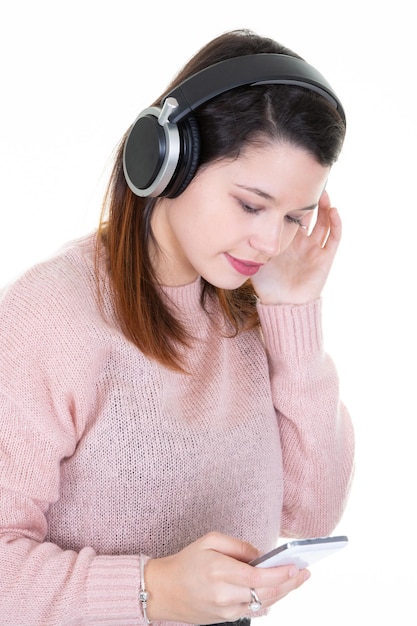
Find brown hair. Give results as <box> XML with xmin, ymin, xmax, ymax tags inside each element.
<box><xmin>97</xmin><ymin>29</ymin><xmax>346</xmax><ymax>371</ymax></box>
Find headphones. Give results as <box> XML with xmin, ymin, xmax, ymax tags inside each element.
<box><xmin>123</xmin><ymin>53</ymin><xmax>345</xmax><ymax>198</ymax></box>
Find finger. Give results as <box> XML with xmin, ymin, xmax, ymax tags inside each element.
<box><xmin>212</xmin><ymin>559</ymin><xmax>306</xmax><ymax>606</ymax></box>
<box><xmin>320</xmin><ymin>189</ymin><xmax>331</xmax><ymax>210</ymax></box>
<box><xmin>200</xmin><ymin>531</ymin><xmax>260</xmax><ymax>563</ymax></box>
<box><xmin>312</xmin><ymin>192</ymin><xmax>342</xmax><ymax>249</ymax></box>
<box><xmin>307</xmin><ymin>194</ymin><xmax>330</xmax><ymax>244</ymax></box>
<box><xmin>326</xmin><ymin>205</ymin><xmax>342</xmax><ymax>243</ymax></box>
<box><xmin>235</xmin><ymin>567</ymin><xmax>311</xmax><ymax>612</ymax></box>
<box><xmin>320</xmin><ymin>206</ymin><xmax>342</xmax><ymax>261</ymax></box>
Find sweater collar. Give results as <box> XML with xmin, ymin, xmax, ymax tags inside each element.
<box><xmin>160</xmin><ymin>276</ymin><xmax>203</xmax><ymax>313</ymax></box>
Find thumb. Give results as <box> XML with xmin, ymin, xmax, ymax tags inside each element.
<box><xmin>200</xmin><ymin>531</ymin><xmax>260</xmax><ymax>563</ymax></box>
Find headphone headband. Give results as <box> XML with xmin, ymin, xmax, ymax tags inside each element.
<box><xmin>123</xmin><ymin>52</ymin><xmax>345</xmax><ymax>197</ymax></box>
<box><xmin>166</xmin><ymin>54</ymin><xmax>345</xmax><ymax>123</ymax></box>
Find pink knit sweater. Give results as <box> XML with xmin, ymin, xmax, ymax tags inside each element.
<box><xmin>0</xmin><ymin>233</ymin><xmax>354</xmax><ymax>625</ymax></box>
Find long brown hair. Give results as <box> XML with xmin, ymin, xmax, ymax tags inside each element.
<box><xmin>97</xmin><ymin>29</ymin><xmax>346</xmax><ymax>371</ymax></box>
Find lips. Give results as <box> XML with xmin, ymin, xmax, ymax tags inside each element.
<box><xmin>225</xmin><ymin>253</ymin><xmax>264</xmax><ymax>277</ymax></box>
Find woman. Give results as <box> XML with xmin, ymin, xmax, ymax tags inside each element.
<box><xmin>0</xmin><ymin>29</ymin><xmax>354</xmax><ymax>626</ymax></box>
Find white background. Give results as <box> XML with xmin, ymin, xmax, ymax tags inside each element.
<box><xmin>1</xmin><ymin>1</ymin><xmax>416</xmax><ymax>624</ymax></box>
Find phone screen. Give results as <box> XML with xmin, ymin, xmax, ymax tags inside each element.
<box><xmin>250</xmin><ymin>536</ymin><xmax>348</xmax><ymax>569</ymax></box>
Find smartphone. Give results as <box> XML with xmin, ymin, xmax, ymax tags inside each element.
<box><xmin>250</xmin><ymin>535</ymin><xmax>348</xmax><ymax>569</ymax></box>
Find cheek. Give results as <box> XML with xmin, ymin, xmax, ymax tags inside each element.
<box><xmin>179</xmin><ymin>209</ymin><xmax>236</xmax><ymax>251</ymax></box>
<box><xmin>174</xmin><ymin>218</ymin><xmax>217</xmax><ymax>261</ymax></box>
<box><xmin>281</xmin><ymin>227</ymin><xmax>299</xmax><ymax>252</ymax></box>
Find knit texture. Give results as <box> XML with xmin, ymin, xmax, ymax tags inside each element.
<box><xmin>0</xmin><ymin>233</ymin><xmax>354</xmax><ymax>625</ymax></box>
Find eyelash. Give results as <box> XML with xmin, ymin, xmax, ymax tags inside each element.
<box><xmin>239</xmin><ymin>201</ymin><xmax>262</xmax><ymax>215</ymax></box>
<box><xmin>285</xmin><ymin>215</ymin><xmax>304</xmax><ymax>227</ymax></box>
<box><xmin>239</xmin><ymin>201</ymin><xmax>306</xmax><ymax>228</ymax></box>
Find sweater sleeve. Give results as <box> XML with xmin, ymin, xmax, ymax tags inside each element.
<box><xmin>257</xmin><ymin>298</ymin><xmax>355</xmax><ymax>539</ymax></box>
<box><xmin>0</xmin><ymin>261</ymin><xmax>146</xmax><ymax>625</ymax></box>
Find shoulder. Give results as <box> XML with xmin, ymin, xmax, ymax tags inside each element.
<box><xmin>0</xmin><ymin>233</ymin><xmax>116</xmax><ymax>407</ymax></box>
<box><xmin>0</xmin><ymin>232</ymin><xmax>110</xmax><ymax>351</ymax></box>
<box><xmin>1</xmin><ymin>232</ymin><xmax>100</xmax><ymax>313</ymax></box>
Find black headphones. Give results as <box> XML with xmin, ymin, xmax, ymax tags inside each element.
<box><xmin>123</xmin><ymin>53</ymin><xmax>345</xmax><ymax>198</ymax></box>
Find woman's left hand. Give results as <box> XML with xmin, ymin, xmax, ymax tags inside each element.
<box><xmin>251</xmin><ymin>191</ymin><xmax>342</xmax><ymax>305</ymax></box>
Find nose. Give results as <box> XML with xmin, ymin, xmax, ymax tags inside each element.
<box><xmin>249</xmin><ymin>220</ymin><xmax>283</xmax><ymax>257</ymax></box>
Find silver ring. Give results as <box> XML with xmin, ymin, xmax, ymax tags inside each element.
<box><xmin>248</xmin><ymin>588</ymin><xmax>262</xmax><ymax>612</ymax></box>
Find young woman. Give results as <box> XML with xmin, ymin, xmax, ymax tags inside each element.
<box><xmin>0</xmin><ymin>29</ymin><xmax>354</xmax><ymax>626</ymax></box>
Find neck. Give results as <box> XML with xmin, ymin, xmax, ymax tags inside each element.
<box><xmin>150</xmin><ymin>199</ymin><xmax>199</xmax><ymax>287</ymax></box>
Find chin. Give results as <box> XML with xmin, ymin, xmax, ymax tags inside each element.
<box><xmin>202</xmin><ymin>274</ymin><xmax>249</xmax><ymax>290</ymax></box>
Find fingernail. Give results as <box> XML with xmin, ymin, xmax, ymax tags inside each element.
<box><xmin>303</xmin><ymin>569</ymin><xmax>311</xmax><ymax>582</ymax></box>
<box><xmin>289</xmin><ymin>567</ymin><xmax>299</xmax><ymax>578</ymax></box>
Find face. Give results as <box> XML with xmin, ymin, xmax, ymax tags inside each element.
<box><xmin>150</xmin><ymin>141</ymin><xmax>331</xmax><ymax>288</ymax></box>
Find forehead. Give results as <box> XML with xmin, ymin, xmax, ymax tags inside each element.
<box><xmin>208</xmin><ymin>141</ymin><xmax>330</xmax><ymax>196</ymax></box>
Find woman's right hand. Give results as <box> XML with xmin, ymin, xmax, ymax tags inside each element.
<box><xmin>144</xmin><ymin>531</ymin><xmax>310</xmax><ymax>624</ymax></box>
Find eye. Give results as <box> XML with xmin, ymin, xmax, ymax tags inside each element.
<box><xmin>285</xmin><ymin>215</ymin><xmax>306</xmax><ymax>228</ymax></box>
<box><xmin>237</xmin><ymin>199</ymin><xmax>263</xmax><ymax>215</ymax></box>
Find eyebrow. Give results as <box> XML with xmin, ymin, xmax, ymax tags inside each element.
<box><xmin>235</xmin><ymin>184</ymin><xmax>318</xmax><ymax>211</ymax></box>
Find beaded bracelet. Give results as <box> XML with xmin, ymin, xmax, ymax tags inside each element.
<box><xmin>139</xmin><ymin>555</ymin><xmax>153</xmax><ymax>625</ymax></box>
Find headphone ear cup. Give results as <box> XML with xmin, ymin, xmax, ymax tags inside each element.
<box><xmin>162</xmin><ymin>115</ymin><xmax>200</xmax><ymax>198</ymax></box>
<box><xmin>123</xmin><ymin>106</ymin><xmax>181</xmax><ymax>197</ymax></box>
